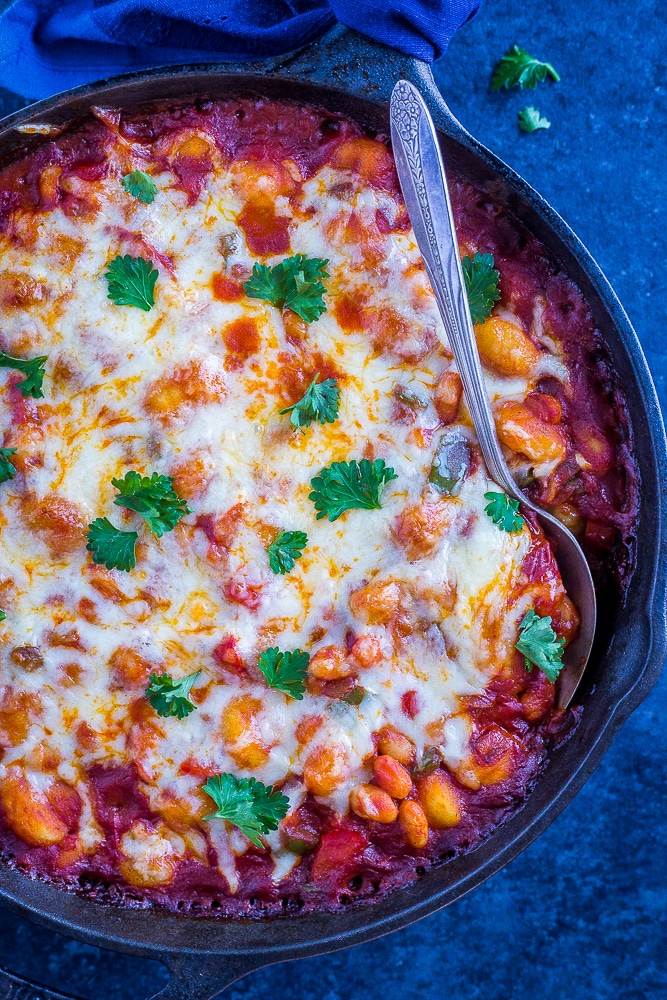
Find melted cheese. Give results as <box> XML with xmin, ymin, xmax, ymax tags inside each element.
<box><xmin>0</xmin><ymin>115</ymin><xmax>569</xmax><ymax>892</ymax></box>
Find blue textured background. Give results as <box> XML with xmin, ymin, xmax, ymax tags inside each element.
<box><xmin>0</xmin><ymin>0</ymin><xmax>665</xmax><ymax>996</ymax></box>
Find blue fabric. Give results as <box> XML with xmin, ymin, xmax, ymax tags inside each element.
<box><xmin>0</xmin><ymin>0</ymin><xmax>480</xmax><ymax>99</ymax></box>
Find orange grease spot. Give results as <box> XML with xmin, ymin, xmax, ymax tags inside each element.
<box><xmin>222</xmin><ymin>317</ymin><xmax>261</xmax><ymax>369</ymax></box>
<box><xmin>211</xmin><ymin>273</ymin><xmax>244</xmax><ymax>302</ymax></box>
<box><xmin>238</xmin><ymin>200</ymin><xmax>290</xmax><ymax>255</ymax></box>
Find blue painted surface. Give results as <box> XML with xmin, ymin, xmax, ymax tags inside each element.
<box><xmin>0</xmin><ymin>0</ymin><xmax>665</xmax><ymax>996</ymax></box>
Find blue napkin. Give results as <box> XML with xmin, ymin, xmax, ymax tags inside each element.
<box><xmin>0</xmin><ymin>0</ymin><xmax>480</xmax><ymax>100</ymax></box>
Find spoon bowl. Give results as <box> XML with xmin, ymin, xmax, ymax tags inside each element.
<box><xmin>390</xmin><ymin>79</ymin><xmax>596</xmax><ymax>708</ymax></box>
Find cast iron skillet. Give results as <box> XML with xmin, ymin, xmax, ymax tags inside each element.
<box><xmin>0</xmin><ymin>24</ymin><xmax>665</xmax><ymax>1000</ymax></box>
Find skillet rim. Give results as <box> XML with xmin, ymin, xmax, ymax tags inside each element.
<box><xmin>0</xmin><ymin>23</ymin><xmax>664</xmax><ymax>989</ymax></box>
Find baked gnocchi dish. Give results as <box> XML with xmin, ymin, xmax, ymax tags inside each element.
<box><xmin>0</xmin><ymin>98</ymin><xmax>636</xmax><ymax>915</ymax></box>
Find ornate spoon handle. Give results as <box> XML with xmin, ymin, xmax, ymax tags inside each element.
<box><xmin>390</xmin><ymin>80</ymin><xmax>521</xmax><ymax>498</ymax></box>
<box><xmin>390</xmin><ymin>80</ymin><xmax>596</xmax><ymax>708</ymax></box>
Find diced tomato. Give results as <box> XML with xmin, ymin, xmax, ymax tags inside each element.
<box><xmin>223</xmin><ymin>578</ymin><xmax>263</xmax><ymax>610</ymax></box>
<box><xmin>309</xmin><ymin>828</ymin><xmax>367</xmax><ymax>883</ymax></box>
<box><xmin>178</xmin><ymin>757</ymin><xmax>219</xmax><ymax>779</ymax></box>
<box><xmin>401</xmin><ymin>690</ymin><xmax>421</xmax><ymax>719</ymax></box>
<box><xmin>212</xmin><ymin>635</ymin><xmax>246</xmax><ymax>674</ymax></box>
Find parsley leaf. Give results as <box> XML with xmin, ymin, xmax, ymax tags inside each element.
<box><xmin>491</xmin><ymin>45</ymin><xmax>560</xmax><ymax>91</ymax></box>
<box><xmin>0</xmin><ymin>352</ymin><xmax>48</xmax><ymax>398</ymax></box>
<box><xmin>257</xmin><ymin>647</ymin><xmax>309</xmax><ymax>700</ymax></box>
<box><xmin>462</xmin><ymin>253</ymin><xmax>501</xmax><ymax>324</ymax></box>
<box><xmin>86</xmin><ymin>517</ymin><xmax>138</xmax><ymax>572</ymax></box>
<box><xmin>267</xmin><ymin>530</ymin><xmax>308</xmax><ymax>575</ymax></box>
<box><xmin>112</xmin><ymin>471</ymin><xmax>192</xmax><ymax>538</ymax></box>
<box><xmin>518</xmin><ymin>106</ymin><xmax>551</xmax><ymax>133</ymax></box>
<box><xmin>122</xmin><ymin>170</ymin><xmax>158</xmax><ymax>205</ymax></box>
<box><xmin>105</xmin><ymin>254</ymin><xmax>158</xmax><ymax>311</ymax></box>
<box><xmin>0</xmin><ymin>610</ymin><xmax>5</xmax><ymax>623</ymax></box>
<box><xmin>484</xmin><ymin>491</ymin><xmax>526</xmax><ymax>533</ymax></box>
<box><xmin>202</xmin><ymin>773</ymin><xmax>289</xmax><ymax>847</ymax></box>
<box><xmin>244</xmin><ymin>254</ymin><xmax>329</xmax><ymax>322</ymax></box>
<box><xmin>279</xmin><ymin>375</ymin><xmax>340</xmax><ymax>432</ymax></box>
<box><xmin>146</xmin><ymin>671</ymin><xmax>201</xmax><ymax>719</ymax></box>
<box><xmin>516</xmin><ymin>609</ymin><xmax>565</xmax><ymax>682</ymax></box>
<box><xmin>0</xmin><ymin>447</ymin><xmax>17</xmax><ymax>484</ymax></box>
<box><xmin>309</xmin><ymin>458</ymin><xmax>398</xmax><ymax>522</ymax></box>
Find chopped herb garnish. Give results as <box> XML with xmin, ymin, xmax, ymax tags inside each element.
<box><xmin>429</xmin><ymin>432</ymin><xmax>471</xmax><ymax>496</ymax></box>
<box><xmin>146</xmin><ymin>671</ymin><xmax>201</xmax><ymax>719</ymax></box>
<box><xmin>267</xmin><ymin>530</ymin><xmax>308</xmax><ymax>575</ymax></box>
<box><xmin>244</xmin><ymin>254</ymin><xmax>329</xmax><ymax>322</ymax></box>
<box><xmin>341</xmin><ymin>685</ymin><xmax>366</xmax><ymax>706</ymax></box>
<box><xmin>518</xmin><ymin>106</ymin><xmax>551</xmax><ymax>133</ymax></box>
<box><xmin>122</xmin><ymin>170</ymin><xmax>158</xmax><ymax>205</ymax></box>
<box><xmin>484</xmin><ymin>491</ymin><xmax>526</xmax><ymax>533</ymax></box>
<box><xmin>279</xmin><ymin>375</ymin><xmax>340</xmax><ymax>432</ymax></box>
<box><xmin>0</xmin><ymin>447</ymin><xmax>17</xmax><ymax>484</ymax></box>
<box><xmin>202</xmin><ymin>773</ymin><xmax>289</xmax><ymax>847</ymax></box>
<box><xmin>515</xmin><ymin>609</ymin><xmax>565</xmax><ymax>682</ymax></box>
<box><xmin>491</xmin><ymin>45</ymin><xmax>560</xmax><ymax>91</ymax></box>
<box><xmin>462</xmin><ymin>252</ymin><xmax>501</xmax><ymax>325</ymax></box>
<box><xmin>393</xmin><ymin>383</ymin><xmax>429</xmax><ymax>410</ymax></box>
<box><xmin>414</xmin><ymin>746</ymin><xmax>443</xmax><ymax>776</ymax></box>
<box><xmin>86</xmin><ymin>517</ymin><xmax>138</xmax><ymax>572</ymax></box>
<box><xmin>257</xmin><ymin>647</ymin><xmax>309</xmax><ymax>700</ymax></box>
<box><xmin>0</xmin><ymin>353</ymin><xmax>47</xmax><ymax>399</ymax></box>
<box><xmin>0</xmin><ymin>610</ymin><xmax>5</xmax><ymax>623</ymax></box>
<box><xmin>309</xmin><ymin>458</ymin><xmax>397</xmax><ymax>522</ymax></box>
<box><xmin>112</xmin><ymin>471</ymin><xmax>191</xmax><ymax>538</ymax></box>
<box><xmin>105</xmin><ymin>254</ymin><xmax>158</xmax><ymax>311</ymax></box>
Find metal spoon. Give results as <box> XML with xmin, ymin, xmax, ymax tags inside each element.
<box><xmin>389</xmin><ymin>80</ymin><xmax>596</xmax><ymax>708</ymax></box>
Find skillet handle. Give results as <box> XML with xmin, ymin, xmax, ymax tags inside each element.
<box><xmin>0</xmin><ymin>964</ymin><xmax>80</xmax><ymax>1000</ymax></box>
<box><xmin>267</xmin><ymin>25</ymin><xmax>477</xmax><ymax>156</ymax></box>
<box><xmin>148</xmin><ymin>954</ymin><xmax>266</xmax><ymax>1000</ymax></box>
<box><xmin>0</xmin><ymin>953</ymin><xmax>261</xmax><ymax>1000</ymax></box>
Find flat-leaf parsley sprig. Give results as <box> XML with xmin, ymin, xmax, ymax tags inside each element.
<box><xmin>310</xmin><ymin>458</ymin><xmax>398</xmax><ymax>522</ymax></box>
<box><xmin>515</xmin><ymin>609</ymin><xmax>565</xmax><ymax>682</ymax></box>
<box><xmin>279</xmin><ymin>374</ymin><xmax>340</xmax><ymax>432</ymax></box>
<box><xmin>244</xmin><ymin>254</ymin><xmax>329</xmax><ymax>322</ymax></box>
<box><xmin>105</xmin><ymin>254</ymin><xmax>158</xmax><ymax>311</ymax></box>
<box><xmin>484</xmin><ymin>491</ymin><xmax>526</xmax><ymax>534</ymax></box>
<box><xmin>86</xmin><ymin>517</ymin><xmax>138</xmax><ymax>572</ymax></box>
<box><xmin>0</xmin><ymin>352</ymin><xmax>48</xmax><ymax>398</ymax></box>
<box><xmin>202</xmin><ymin>774</ymin><xmax>289</xmax><ymax>847</ymax></box>
<box><xmin>122</xmin><ymin>170</ymin><xmax>158</xmax><ymax>205</ymax></box>
<box><xmin>257</xmin><ymin>647</ymin><xmax>309</xmax><ymax>700</ymax></box>
<box><xmin>462</xmin><ymin>253</ymin><xmax>501</xmax><ymax>325</ymax></box>
<box><xmin>267</xmin><ymin>530</ymin><xmax>308</xmax><ymax>575</ymax></box>
<box><xmin>146</xmin><ymin>671</ymin><xmax>201</xmax><ymax>719</ymax></box>
<box><xmin>112</xmin><ymin>471</ymin><xmax>192</xmax><ymax>537</ymax></box>
<box><xmin>491</xmin><ymin>45</ymin><xmax>560</xmax><ymax>91</ymax></box>
<box><xmin>518</xmin><ymin>107</ymin><xmax>551</xmax><ymax>133</ymax></box>
<box><xmin>0</xmin><ymin>447</ymin><xmax>17</xmax><ymax>484</ymax></box>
